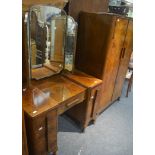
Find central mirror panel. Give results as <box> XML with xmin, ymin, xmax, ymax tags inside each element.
<box><xmin>29</xmin><ymin>5</ymin><xmax>67</xmax><ymax>80</ymax></box>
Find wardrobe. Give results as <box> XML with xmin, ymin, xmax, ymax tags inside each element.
<box><xmin>75</xmin><ymin>12</ymin><xmax>133</xmax><ymax>114</ymax></box>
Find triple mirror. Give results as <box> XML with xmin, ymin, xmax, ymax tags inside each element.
<box><xmin>26</xmin><ymin>5</ymin><xmax>77</xmax><ymax>80</ymax></box>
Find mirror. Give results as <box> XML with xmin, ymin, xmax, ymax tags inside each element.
<box><xmin>26</xmin><ymin>5</ymin><xmax>77</xmax><ymax>80</ymax></box>
<box><xmin>28</xmin><ymin>5</ymin><xmax>67</xmax><ymax>80</ymax></box>
<box><xmin>65</xmin><ymin>16</ymin><xmax>77</xmax><ymax>72</ymax></box>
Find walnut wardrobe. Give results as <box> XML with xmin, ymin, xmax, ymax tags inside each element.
<box><xmin>75</xmin><ymin>12</ymin><xmax>133</xmax><ymax>114</ymax></box>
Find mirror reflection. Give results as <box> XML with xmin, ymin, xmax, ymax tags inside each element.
<box><xmin>29</xmin><ymin>5</ymin><xmax>67</xmax><ymax>80</ymax></box>
<box><xmin>65</xmin><ymin>16</ymin><xmax>77</xmax><ymax>71</ymax></box>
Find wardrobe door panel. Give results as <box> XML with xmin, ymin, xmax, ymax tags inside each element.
<box><xmin>75</xmin><ymin>13</ymin><xmax>115</xmax><ymax>78</ymax></box>
<box><xmin>112</xmin><ymin>20</ymin><xmax>133</xmax><ymax>101</ymax></box>
<box><xmin>97</xmin><ymin>17</ymin><xmax>129</xmax><ymax>113</ymax></box>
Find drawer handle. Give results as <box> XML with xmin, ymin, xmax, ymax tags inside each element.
<box><xmin>120</xmin><ymin>48</ymin><xmax>124</xmax><ymax>59</ymax></box>
<box><xmin>38</xmin><ymin>126</ymin><xmax>43</xmax><ymax>131</ymax></box>
<box><xmin>91</xmin><ymin>96</ymin><xmax>94</xmax><ymax>99</ymax></box>
<box><xmin>66</xmin><ymin>99</ymin><xmax>79</xmax><ymax>107</ymax></box>
<box><xmin>32</xmin><ymin>110</ymin><xmax>37</xmax><ymax>114</ymax></box>
<box><xmin>122</xmin><ymin>48</ymin><xmax>126</xmax><ymax>59</ymax></box>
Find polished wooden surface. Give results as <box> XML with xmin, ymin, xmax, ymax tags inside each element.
<box><xmin>75</xmin><ymin>12</ymin><xmax>133</xmax><ymax>113</ymax></box>
<box><xmin>31</xmin><ymin>75</ymin><xmax>86</xmax><ymax>103</ymax></box>
<box><xmin>23</xmin><ymin>75</ymin><xmax>86</xmax><ymax>118</ymax></box>
<box><xmin>65</xmin><ymin>0</ymin><xmax>109</xmax><ymax>21</ymax></box>
<box><xmin>62</xmin><ymin>69</ymin><xmax>102</xmax><ymax>88</ymax></box>
<box><xmin>22</xmin><ymin>111</ymin><xmax>29</xmax><ymax>155</ymax></box>
<box><xmin>32</xmin><ymin>67</ymin><xmax>56</xmax><ymax>80</ymax></box>
<box><xmin>23</xmin><ymin>87</ymin><xmax>58</xmax><ymax>118</ymax></box>
<box><xmin>112</xmin><ymin>20</ymin><xmax>133</xmax><ymax>101</ymax></box>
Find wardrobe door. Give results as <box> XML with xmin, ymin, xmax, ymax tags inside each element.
<box><xmin>112</xmin><ymin>20</ymin><xmax>133</xmax><ymax>101</ymax></box>
<box><xmin>97</xmin><ymin>17</ymin><xmax>129</xmax><ymax>113</ymax></box>
<box><xmin>75</xmin><ymin>13</ymin><xmax>115</xmax><ymax>78</ymax></box>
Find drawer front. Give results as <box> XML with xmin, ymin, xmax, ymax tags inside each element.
<box><xmin>26</xmin><ymin>115</ymin><xmax>47</xmax><ymax>155</ymax></box>
<box><xmin>33</xmin><ymin>139</ymin><xmax>47</xmax><ymax>155</ymax></box>
<box><xmin>87</xmin><ymin>89</ymin><xmax>97</xmax><ymax>119</ymax></box>
<box><xmin>32</xmin><ymin>115</ymin><xmax>46</xmax><ymax>140</ymax></box>
<box><xmin>87</xmin><ymin>85</ymin><xmax>101</xmax><ymax>121</ymax></box>
<box><xmin>58</xmin><ymin>92</ymin><xmax>85</xmax><ymax>115</ymax></box>
<box><xmin>32</xmin><ymin>115</ymin><xmax>45</xmax><ymax>129</ymax></box>
<box><xmin>47</xmin><ymin>111</ymin><xmax>58</xmax><ymax>153</ymax></box>
<box><xmin>25</xmin><ymin>110</ymin><xmax>58</xmax><ymax>155</ymax></box>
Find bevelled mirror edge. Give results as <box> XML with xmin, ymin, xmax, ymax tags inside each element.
<box><xmin>64</xmin><ymin>16</ymin><xmax>78</xmax><ymax>73</ymax></box>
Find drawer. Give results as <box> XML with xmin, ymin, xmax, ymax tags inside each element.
<box><xmin>32</xmin><ymin>115</ymin><xmax>46</xmax><ymax>131</ymax></box>
<box><xmin>47</xmin><ymin>110</ymin><xmax>57</xmax><ymax>129</ymax></box>
<box><xmin>33</xmin><ymin>139</ymin><xmax>57</xmax><ymax>155</ymax></box>
<box><xmin>58</xmin><ymin>92</ymin><xmax>85</xmax><ymax>115</ymax></box>
<box><xmin>47</xmin><ymin>110</ymin><xmax>58</xmax><ymax>152</ymax></box>
<box><xmin>87</xmin><ymin>86</ymin><xmax>101</xmax><ymax>120</ymax></box>
<box><xmin>87</xmin><ymin>89</ymin><xmax>97</xmax><ymax>118</ymax></box>
<box><xmin>33</xmin><ymin>139</ymin><xmax>47</xmax><ymax>155</ymax></box>
<box><xmin>31</xmin><ymin>115</ymin><xmax>46</xmax><ymax>141</ymax></box>
<box><xmin>32</xmin><ymin>110</ymin><xmax>57</xmax><ymax>133</ymax></box>
<box><xmin>33</xmin><ymin>127</ymin><xmax>46</xmax><ymax>141</ymax></box>
<box><xmin>28</xmin><ymin>110</ymin><xmax>58</xmax><ymax>154</ymax></box>
<box><xmin>48</xmin><ymin>140</ymin><xmax>57</xmax><ymax>153</ymax></box>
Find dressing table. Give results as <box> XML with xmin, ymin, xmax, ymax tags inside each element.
<box><xmin>22</xmin><ymin>5</ymin><xmax>102</xmax><ymax>155</ymax></box>
<box><xmin>23</xmin><ymin>75</ymin><xmax>86</xmax><ymax>155</ymax></box>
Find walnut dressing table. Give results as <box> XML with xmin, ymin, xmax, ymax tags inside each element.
<box><xmin>23</xmin><ymin>73</ymin><xmax>102</xmax><ymax>155</ymax></box>
<box><xmin>22</xmin><ymin>5</ymin><xmax>102</xmax><ymax>155</ymax></box>
<box><xmin>23</xmin><ymin>75</ymin><xmax>86</xmax><ymax>155</ymax></box>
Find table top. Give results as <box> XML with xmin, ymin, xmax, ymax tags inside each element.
<box><xmin>22</xmin><ymin>75</ymin><xmax>86</xmax><ymax>118</ymax></box>
<box><xmin>62</xmin><ymin>70</ymin><xmax>102</xmax><ymax>88</ymax></box>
